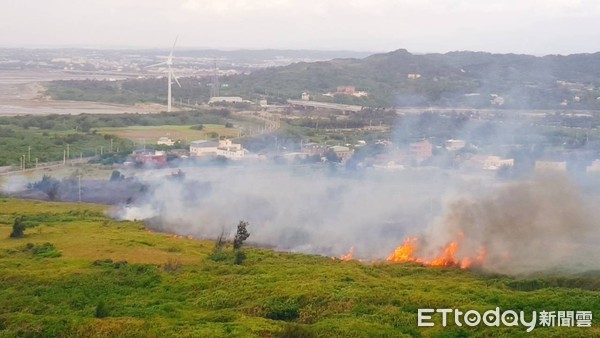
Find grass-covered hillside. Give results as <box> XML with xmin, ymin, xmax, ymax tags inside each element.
<box><xmin>0</xmin><ymin>198</ymin><xmax>598</xmax><ymax>337</ymax></box>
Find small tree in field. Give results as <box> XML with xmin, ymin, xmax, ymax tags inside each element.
<box><xmin>233</xmin><ymin>221</ymin><xmax>250</xmax><ymax>265</ymax></box>
<box><xmin>9</xmin><ymin>216</ymin><xmax>25</xmax><ymax>238</ymax></box>
<box><xmin>233</xmin><ymin>221</ymin><xmax>250</xmax><ymax>250</ymax></box>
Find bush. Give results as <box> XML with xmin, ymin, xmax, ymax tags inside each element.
<box><xmin>162</xmin><ymin>259</ymin><xmax>184</xmax><ymax>274</ymax></box>
<box><xmin>26</xmin><ymin>242</ymin><xmax>62</xmax><ymax>258</ymax></box>
<box><xmin>109</xmin><ymin>170</ymin><xmax>123</xmax><ymax>182</ymax></box>
<box><xmin>95</xmin><ymin>301</ymin><xmax>109</xmax><ymax>318</ymax></box>
<box><xmin>234</xmin><ymin>250</ymin><xmax>246</xmax><ymax>265</ymax></box>
<box><xmin>9</xmin><ymin>216</ymin><xmax>26</xmax><ymax>238</ymax></box>
<box><xmin>265</xmin><ymin>298</ymin><xmax>301</xmax><ymax>321</ymax></box>
<box><xmin>208</xmin><ymin>231</ymin><xmax>230</xmax><ymax>262</ymax></box>
<box><xmin>31</xmin><ymin>175</ymin><xmax>60</xmax><ymax>200</ymax></box>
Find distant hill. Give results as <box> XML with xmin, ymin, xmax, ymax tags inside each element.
<box><xmin>222</xmin><ymin>49</ymin><xmax>600</xmax><ymax>109</ymax></box>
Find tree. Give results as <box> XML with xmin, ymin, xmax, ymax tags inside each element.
<box><xmin>109</xmin><ymin>170</ymin><xmax>123</xmax><ymax>182</ymax></box>
<box><xmin>233</xmin><ymin>221</ymin><xmax>250</xmax><ymax>250</ymax></box>
<box><xmin>9</xmin><ymin>216</ymin><xmax>26</xmax><ymax>238</ymax></box>
<box><xmin>32</xmin><ymin>175</ymin><xmax>60</xmax><ymax>200</ymax></box>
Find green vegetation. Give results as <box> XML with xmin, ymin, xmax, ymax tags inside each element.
<box><xmin>94</xmin><ymin>124</ymin><xmax>240</xmax><ymax>143</ymax></box>
<box><xmin>0</xmin><ymin>109</ymin><xmax>232</xmax><ymax>132</ymax></box>
<box><xmin>9</xmin><ymin>216</ymin><xmax>25</xmax><ymax>238</ymax></box>
<box><xmin>0</xmin><ymin>110</ymin><xmax>237</xmax><ymax>167</ymax></box>
<box><xmin>0</xmin><ymin>198</ymin><xmax>598</xmax><ymax>337</ymax></box>
<box><xmin>0</xmin><ymin>126</ymin><xmax>133</xmax><ymax>167</ymax></box>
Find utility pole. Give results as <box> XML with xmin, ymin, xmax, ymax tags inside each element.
<box><xmin>28</xmin><ymin>146</ymin><xmax>31</xmax><ymax>162</ymax></box>
<box><xmin>110</xmin><ymin>138</ymin><xmax>113</xmax><ymax>153</ymax></box>
<box><xmin>63</xmin><ymin>149</ymin><xmax>66</xmax><ymax>166</ymax></box>
<box><xmin>66</xmin><ymin>144</ymin><xmax>70</xmax><ymax>163</ymax></box>
<box><xmin>35</xmin><ymin>158</ymin><xmax>38</xmax><ymax>168</ymax></box>
<box><xmin>78</xmin><ymin>174</ymin><xmax>82</xmax><ymax>203</ymax></box>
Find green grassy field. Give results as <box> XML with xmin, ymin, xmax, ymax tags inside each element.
<box><xmin>0</xmin><ymin>198</ymin><xmax>598</xmax><ymax>337</ymax></box>
<box><xmin>95</xmin><ymin>124</ymin><xmax>240</xmax><ymax>143</ymax></box>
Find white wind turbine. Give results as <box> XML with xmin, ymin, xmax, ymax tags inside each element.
<box><xmin>146</xmin><ymin>37</ymin><xmax>181</xmax><ymax>112</ymax></box>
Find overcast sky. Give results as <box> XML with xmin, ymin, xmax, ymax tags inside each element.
<box><xmin>2</xmin><ymin>0</ymin><xmax>600</xmax><ymax>55</ymax></box>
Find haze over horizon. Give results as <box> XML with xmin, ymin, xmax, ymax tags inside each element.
<box><xmin>2</xmin><ymin>0</ymin><xmax>600</xmax><ymax>56</ymax></box>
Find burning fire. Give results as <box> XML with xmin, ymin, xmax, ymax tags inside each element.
<box><xmin>339</xmin><ymin>247</ymin><xmax>355</xmax><ymax>261</ymax></box>
<box><xmin>387</xmin><ymin>237</ymin><xmax>486</xmax><ymax>269</ymax></box>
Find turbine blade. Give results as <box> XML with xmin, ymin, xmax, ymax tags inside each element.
<box><xmin>169</xmin><ymin>36</ymin><xmax>178</xmax><ymax>59</ymax></box>
<box><xmin>171</xmin><ymin>70</ymin><xmax>181</xmax><ymax>87</ymax></box>
<box><xmin>145</xmin><ymin>61</ymin><xmax>167</xmax><ymax>68</ymax></box>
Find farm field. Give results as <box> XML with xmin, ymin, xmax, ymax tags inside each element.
<box><xmin>0</xmin><ymin>198</ymin><xmax>598</xmax><ymax>337</ymax></box>
<box><xmin>95</xmin><ymin>124</ymin><xmax>240</xmax><ymax>143</ymax></box>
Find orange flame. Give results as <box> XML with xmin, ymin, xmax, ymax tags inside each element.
<box><xmin>387</xmin><ymin>237</ymin><xmax>486</xmax><ymax>269</ymax></box>
<box><xmin>387</xmin><ymin>237</ymin><xmax>419</xmax><ymax>262</ymax></box>
<box><xmin>339</xmin><ymin>247</ymin><xmax>355</xmax><ymax>261</ymax></box>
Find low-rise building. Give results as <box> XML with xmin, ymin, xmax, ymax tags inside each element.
<box><xmin>216</xmin><ymin>139</ymin><xmax>245</xmax><ymax>160</ymax></box>
<box><xmin>190</xmin><ymin>140</ymin><xmax>219</xmax><ymax>157</ymax></box>
<box><xmin>409</xmin><ymin>140</ymin><xmax>433</xmax><ymax>163</ymax></box>
<box><xmin>190</xmin><ymin>139</ymin><xmax>244</xmax><ymax>160</ymax></box>
<box><xmin>302</xmin><ymin>143</ymin><xmax>327</xmax><ymax>156</ymax></box>
<box><xmin>133</xmin><ymin>150</ymin><xmax>167</xmax><ymax>167</ymax></box>
<box><xmin>483</xmin><ymin>156</ymin><xmax>514</xmax><ymax>170</ymax></box>
<box><xmin>157</xmin><ymin>137</ymin><xmax>175</xmax><ymax>146</ymax></box>
<box><xmin>208</xmin><ymin>96</ymin><xmax>244</xmax><ymax>104</ymax></box>
<box><xmin>328</xmin><ymin>145</ymin><xmax>354</xmax><ymax>161</ymax></box>
<box><xmin>445</xmin><ymin>139</ymin><xmax>466</xmax><ymax>151</ymax></box>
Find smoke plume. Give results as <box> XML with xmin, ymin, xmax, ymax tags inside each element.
<box><xmin>115</xmin><ymin>166</ymin><xmax>599</xmax><ymax>274</ymax></box>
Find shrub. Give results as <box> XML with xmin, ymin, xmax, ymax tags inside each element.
<box><xmin>95</xmin><ymin>301</ymin><xmax>109</xmax><ymax>318</ymax></box>
<box><xmin>9</xmin><ymin>216</ymin><xmax>26</xmax><ymax>238</ymax></box>
<box><xmin>162</xmin><ymin>259</ymin><xmax>184</xmax><ymax>274</ymax></box>
<box><xmin>265</xmin><ymin>298</ymin><xmax>301</xmax><ymax>321</ymax></box>
<box><xmin>28</xmin><ymin>242</ymin><xmax>62</xmax><ymax>258</ymax></box>
<box><xmin>207</xmin><ymin>230</ymin><xmax>230</xmax><ymax>262</ymax></box>
<box><xmin>234</xmin><ymin>250</ymin><xmax>246</xmax><ymax>265</ymax></box>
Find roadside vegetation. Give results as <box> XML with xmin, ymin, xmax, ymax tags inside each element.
<box><xmin>0</xmin><ymin>198</ymin><xmax>598</xmax><ymax>337</ymax></box>
<box><xmin>0</xmin><ymin>109</ymin><xmax>235</xmax><ymax>167</ymax></box>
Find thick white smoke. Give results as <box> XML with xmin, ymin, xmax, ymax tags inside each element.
<box><xmin>115</xmin><ymin>165</ymin><xmax>599</xmax><ymax>274</ymax></box>
<box><xmin>116</xmin><ymin>165</ymin><xmax>459</xmax><ymax>258</ymax></box>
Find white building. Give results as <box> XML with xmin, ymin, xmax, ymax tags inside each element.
<box><xmin>216</xmin><ymin>139</ymin><xmax>245</xmax><ymax>160</ymax></box>
<box><xmin>157</xmin><ymin>137</ymin><xmax>175</xmax><ymax>146</ymax></box>
<box><xmin>190</xmin><ymin>139</ymin><xmax>244</xmax><ymax>160</ymax></box>
<box><xmin>208</xmin><ymin>96</ymin><xmax>244</xmax><ymax>104</ymax></box>
<box><xmin>483</xmin><ymin>156</ymin><xmax>514</xmax><ymax>170</ymax></box>
<box><xmin>445</xmin><ymin>139</ymin><xmax>466</xmax><ymax>151</ymax></box>
<box><xmin>190</xmin><ymin>140</ymin><xmax>219</xmax><ymax>157</ymax></box>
